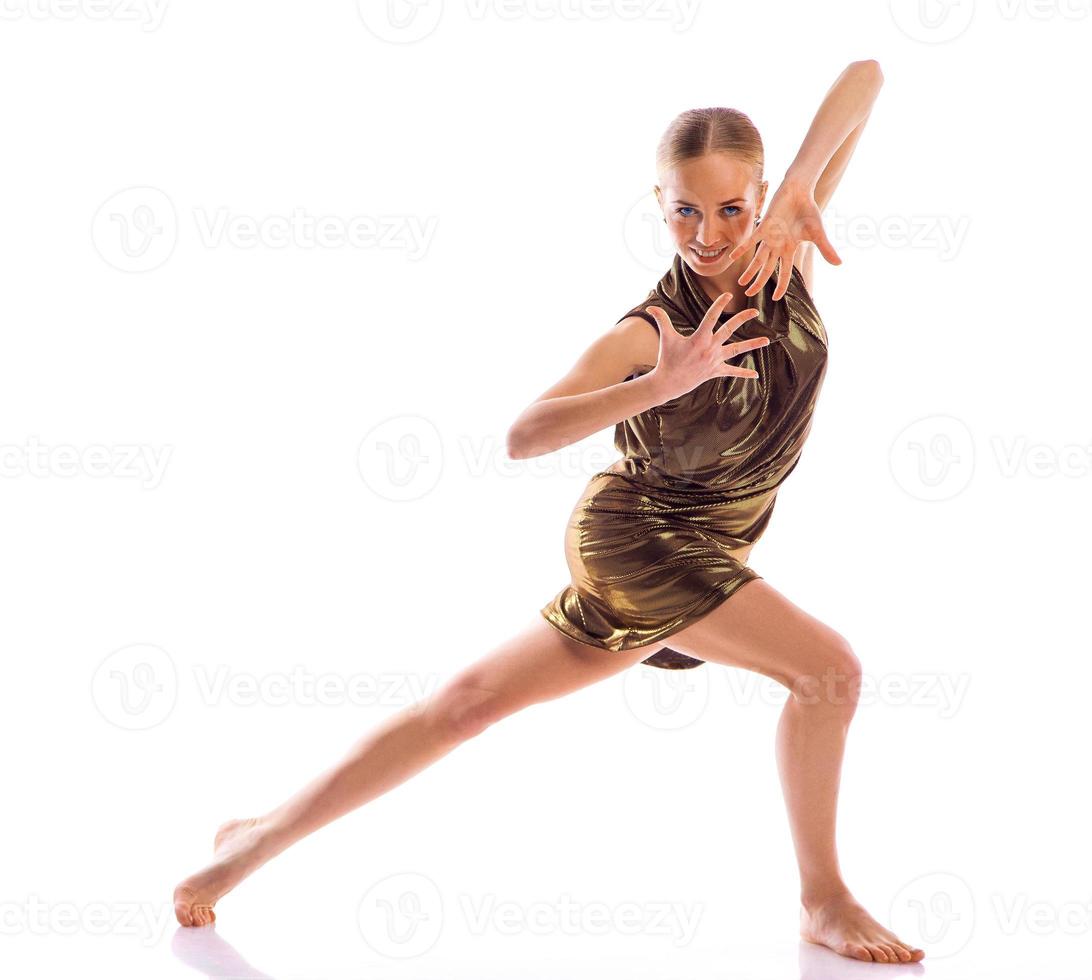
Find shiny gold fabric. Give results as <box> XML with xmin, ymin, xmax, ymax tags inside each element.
<box><xmin>540</xmin><ymin>252</ymin><xmax>829</xmax><ymax>669</ymax></box>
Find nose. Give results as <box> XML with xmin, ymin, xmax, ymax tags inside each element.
<box><xmin>696</xmin><ymin>214</ymin><xmax>729</xmax><ymax>247</ymax></box>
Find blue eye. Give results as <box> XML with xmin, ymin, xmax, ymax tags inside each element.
<box><xmin>673</xmin><ymin>206</ymin><xmax>742</xmax><ymax>218</ymax></box>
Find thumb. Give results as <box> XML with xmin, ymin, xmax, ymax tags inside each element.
<box><xmin>645</xmin><ymin>305</ymin><xmax>672</xmax><ymax>337</ymax></box>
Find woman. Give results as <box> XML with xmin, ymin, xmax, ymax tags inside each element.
<box><xmin>174</xmin><ymin>59</ymin><xmax>923</xmax><ymax>964</ymax></box>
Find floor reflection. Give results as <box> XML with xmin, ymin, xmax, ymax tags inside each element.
<box><xmin>171</xmin><ymin>925</ymin><xmax>274</xmax><ymax>979</ymax></box>
<box><xmin>169</xmin><ymin>924</ymin><xmax>929</xmax><ymax>980</ymax></box>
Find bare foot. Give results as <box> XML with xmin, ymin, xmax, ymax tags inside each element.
<box><xmin>800</xmin><ymin>891</ymin><xmax>925</xmax><ymax>963</ymax></box>
<box><xmin>173</xmin><ymin>817</ymin><xmax>270</xmax><ymax>927</ymax></box>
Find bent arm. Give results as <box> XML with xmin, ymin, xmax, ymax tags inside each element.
<box><xmin>784</xmin><ymin>59</ymin><xmax>884</xmax><ymax>208</ymax></box>
<box><xmin>506</xmin><ymin>317</ymin><xmax>663</xmax><ymax>460</ymax></box>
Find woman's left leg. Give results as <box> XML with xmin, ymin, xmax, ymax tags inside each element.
<box><xmin>667</xmin><ymin>577</ymin><xmax>925</xmax><ymax>964</ymax></box>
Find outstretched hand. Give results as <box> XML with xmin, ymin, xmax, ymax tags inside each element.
<box><xmin>644</xmin><ymin>292</ymin><xmax>770</xmax><ymax>403</ymax></box>
<box><xmin>727</xmin><ymin>181</ymin><xmax>841</xmax><ymax>301</ymax></box>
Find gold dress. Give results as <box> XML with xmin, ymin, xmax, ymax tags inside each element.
<box><xmin>540</xmin><ymin>252</ymin><xmax>829</xmax><ymax>670</ymax></box>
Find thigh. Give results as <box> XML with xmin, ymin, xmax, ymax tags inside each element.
<box><xmin>439</xmin><ymin>615</ymin><xmax>667</xmax><ymax>717</ymax></box>
<box><xmin>666</xmin><ymin>578</ymin><xmax>859</xmax><ymax>695</ymax></box>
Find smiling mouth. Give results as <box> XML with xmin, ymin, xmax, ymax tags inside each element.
<box><xmin>691</xmin><ymin>244</ymin><xmax>729</xmax><ymax>258</ymax></box>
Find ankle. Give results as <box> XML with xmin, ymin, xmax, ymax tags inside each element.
<box><xmin>237</xmin><ymin>815</ymin><xmax>281</xmax><ymax>862</ymax></box>
<box><xmin>800</xmin><ymin>883</ymin><xmax>854</xmax><ymax>911</ymax></box>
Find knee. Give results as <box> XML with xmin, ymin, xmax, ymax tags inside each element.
<box><xmin>790</xmin><ymin>631</ymin><xmax>862</xmax><ymax>711</ymax></box>
<box><xmin>424</xmin><ymin>674</ymin><xmax>511</xmax><ymax>742</ymax></box>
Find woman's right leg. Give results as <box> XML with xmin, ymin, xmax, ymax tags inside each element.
<box><xmin>173</xmin><ymin>617</ymin><xmax>662</xmax><ymax>926</ymax></box>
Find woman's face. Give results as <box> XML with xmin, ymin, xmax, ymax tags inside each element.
<box><xmin>656</xmin><ymin>153</ymin><xmax>766</xmax><ymax>277</ymax></box>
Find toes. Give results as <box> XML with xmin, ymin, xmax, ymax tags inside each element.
<box><xmin>868</xmin><ymin>944</ymin><xmax>891</xmax><ymax>962</ymax></box>
<box><xmin>884</xmin><ymin>943</ymin><xmax>907</xmax><ymax>962</ymax></box>
<box><xmin>882</xmin><ymin>939</ymin><xmax>908</xmax><ymax>961</ymax></box>
<box><xmin>174</xmin><ymin>903</ymin><xmax>192</xmax><ymax>927</ymax></box>
<box><xmin>844</xmin><ymin>943</ymin><xmax>872</xmax><ymax>961</ymax></box>
<box><xmin>881</xmin><ymin>943</ymin><xmax>906</xmax><ymax>963</ymax></box>
<box><xmin>877</xmin><ymin>927</ymin><xmax>923</xmax><ymax>961</ymax></box>
<box><xmin>190</xmin><ymin>904</ymin><xmax>212</xmax><ymax>926</ymax></box>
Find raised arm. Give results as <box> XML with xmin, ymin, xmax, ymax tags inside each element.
<box><xmin>729</xmin><ymin>59</ymin><xmax>885</xmax><ymax>299</ymax></box>
<box><xmin>786</xmin><ymin>59</ymin><xmax>884</xmax><ymax>213</ymax></box>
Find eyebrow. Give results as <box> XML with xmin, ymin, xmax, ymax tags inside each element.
<box><xmin>672</xmin><ymin>198</ymin><xmax>745</xmax><ymax>206</ymax></box>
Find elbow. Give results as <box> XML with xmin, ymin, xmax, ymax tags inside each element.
<box><xmin>851</xmin><ymin>58</ymin><xmax>884</xmax><ymax>84</ymax></box>
<box><xmin>508</xmin><ymin>403</ymin><xmax>565</xmax><ymax>460</ymax></box>
<box><xmin>507</xmin><ymin>421</ymin><xmax>555</xmax><ymax>460</ymax></box>
<box><xmin>506</xmin><ymin>436</ymin><xmax>526</xmax><ymax>461</ymax></box>
<box><xmin>506</xmin><ymin>423</ymin><xmax>531</xmax><ymax>461</ymax></box>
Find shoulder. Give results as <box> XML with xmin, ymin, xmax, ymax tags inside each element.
<box><xmin>613</xmin><ymin>313</ymin><xmax>660</xmax><ymax>371</ymax></box>
<box><xmin>616</xmin><ymin>308</ymin><xmax>659</xmax><ymax>333</ymax></box>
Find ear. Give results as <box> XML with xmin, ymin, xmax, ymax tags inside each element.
<box><xmin>756</xmin><ymin>180</ymin><xmax>768</xmax><ymax>213</ymax></box>
<box><xmin>653</xmin><ymin>184</ymin><xmax>663</xmax><ymax>210</ymax></box>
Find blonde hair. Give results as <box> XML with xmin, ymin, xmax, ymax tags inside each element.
<box><xmin>655</xmin><ymin>107</ymin><xmax>764</xmax><ymax>186</ymax></box>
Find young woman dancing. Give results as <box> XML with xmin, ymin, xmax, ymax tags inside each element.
<box><xmin>174</xmin><ymin>58</ymin><xmax>924</xmax><ymax>964</ymax></box>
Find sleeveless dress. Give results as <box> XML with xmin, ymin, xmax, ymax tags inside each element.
<box><xmin>540</xmin><ymin>251</ymin><xmax>829</xmax><ymax>670</ymax></box>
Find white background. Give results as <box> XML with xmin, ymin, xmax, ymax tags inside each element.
<box><xmin>2</xmin><ymin>1</ymin><xmax>1090</xmax><ymax>977</ymax></box>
